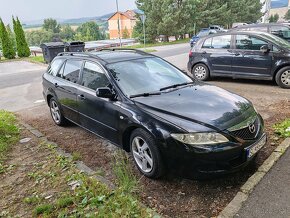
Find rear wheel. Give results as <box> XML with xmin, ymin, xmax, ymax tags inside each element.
<box><xmin>130</xmin><ymin>128</ymin><xmax>165</xmax><ymax>179</ymax></box>
<box><xmin>192</xmin><ymin>63</ymin><xmax>210</xmax><ymax>81</ymax></box>
<box><xmin>275</xmin><ymin>67</ymin><xmax>290</xmax><ymax>89</ymax></box>
<box><xmin>49</xmin><ymin>98</ymin><xmax>68</xmax><ymax>126</ymax></box>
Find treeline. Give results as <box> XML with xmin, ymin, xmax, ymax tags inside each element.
<box><xmin>0</xmin><ymin>17</ymin><xmax>30</xmax><ymax>59</ymax></box>
<box><xmin>133</xmin><ymin>0</ymin><xmax>263</xmax><ymax>42</ymax></box>
<box><xmin>26</xmin><ymin>18</ymin><xmax>107</xmax><ymax>46</ymax></box>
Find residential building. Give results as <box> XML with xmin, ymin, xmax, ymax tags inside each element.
<box><xmin>262</xmin><ymin>0</ymin><xmax>290</xmax><ymax>22</ymax></box>
<box><xmin>108</xmin><ymin>10</ymin><xmax>137</xmax><ymax>39</ymax></box>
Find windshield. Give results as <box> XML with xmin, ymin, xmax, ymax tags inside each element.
<box><xmin>107</xmin><ymin>57</ymin><xmax>192</xmax><ymax>97</ymax></box>
<box><xmin>261</xmin><ymin>32</ymin><xmax>290</xmax><ymax>49</ymax></box>
<box><xmin>197</xmin><ymin>30</ymin><xmax>209</xmax><ymax>37</ymax></box>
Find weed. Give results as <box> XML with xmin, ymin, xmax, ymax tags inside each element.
<box><xmin>56</xmin><ymin>197</ymin><xmax>74</xmax><ymax>208</ymax></box>
<box><xmin>23</xmin><ymin>196</ymin><xmax>41</xmax><ymax>205</ymax></box>
<box><xmin>273</xmin><ymin>119</ymin><xmax>290</xmax><ymax>138</ymax></box>
<box><xmin>72</xmin><ymin>152</ymin><xmax>82</xmax><ymax>161</ymax></box>
<box><xmin>34</xmin><ymin>204</ymin><xmax>54</xmax><ymax>215</ymax></box>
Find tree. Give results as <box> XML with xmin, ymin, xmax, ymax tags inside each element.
<box><xmin>122</xmin><ymin>27</ymin><xmax>130</xmax><ymax>39</ymax></box>
<box><xmin>6</xmin><ymin>24</ymin><xmax>16</xmax><ymax>51</ymax></box>
<box><xmin>75</xmin><ymin>21</ymin><xmax>104</xmax><ymax>41</ymax></box>
<box><xmin>269</xmin><ymin>14</ymin><xmax>279</xmax><ymax>23</ymax></box>
<box><xmin>0</xmin><ymin>19</ymin><xmax>16</xmax><ymax>59</ymax></box>
<box><xmin>60</xmin><ymin>24</ymin><xmax>75</xmax><ymax>41</ymax></box>
<box><xmin>43</xmin><ymin>18</ymin><xmax>61</xmax><ymax>33</ymax></box>
<box><xmin>285</xmin><ymin>9</ymin><xmax>290</xmax><ymax>20</ymax></box>
<box><xmin>13</xmin><ymin>17</ymin><xmax>31</xmax><ymax>57</ymax></box>
<box><xmin>25</xmin><ymin>30</ymin><xmax>54</xmax><ymax>46</ymax></box>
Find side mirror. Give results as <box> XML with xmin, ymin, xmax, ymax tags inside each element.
<box><xmin>96</xmin><ymin>87</ymin><xmax>115</xmax><ymax>99</ymax></box>
<box><xmin>260</xmin><ymin>45</ymin><xmax>270</xmax><ymax>53</ymax></box>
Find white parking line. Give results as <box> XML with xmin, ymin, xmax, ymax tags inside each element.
<box><xmin>34</xmin><ymin>99</ymin><xmax>45</xmax><ymax>104</ymax></box>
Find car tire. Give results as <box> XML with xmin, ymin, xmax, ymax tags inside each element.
<box><xmin>275</xmin><ymin>67</ymin><xmax>290</xmax><ymax>89</ymax></box>
<box><xmin>192</xmin><ymin>63</ymin><xmax>210</xmax><ymax>81</ymax></box>
<box><xmin>130</xmin><ymin>128</ymin><xmax>165</xmax><ymax>179</ymax></box>
<box><xmin>49</xmin><ymin>98</ymin><xmax>68</xmax><ymax>126</ymax></box>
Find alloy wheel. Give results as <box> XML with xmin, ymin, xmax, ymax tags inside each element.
<box><xmin>281</xmin><ymin>70</ymin><xmax>290</xmax><ymax>86</ymax></box>
<box><xmin>50</xmin><ymin>101</ymin><xmax>61</xmax><ymax>124</ymax></box>
<box><xmin>194</xmin><ymin>66</ymin><xmax>207</xmax><ymax>80</ymax></box>
<box><xmin>131</xmin><ymin>136</ymin><xmax>154</xmax><ymax>173</ymax></box>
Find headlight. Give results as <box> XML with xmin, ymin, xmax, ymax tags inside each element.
<box><xmin>171</xmin><ymin>132</ymin><xmax>228</xmax><ymax>146</ymax></box>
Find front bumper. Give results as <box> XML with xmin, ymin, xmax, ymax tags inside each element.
<box><xmin>162</xmin><ymin>133</ymin><xmax>267</xmax><ymax>174</ymax></box>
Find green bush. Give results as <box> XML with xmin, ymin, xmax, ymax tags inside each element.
<box><xmin>274</xmin><ymin>119</ymin><xmax>290</xmax><ymax>138</ymax></box>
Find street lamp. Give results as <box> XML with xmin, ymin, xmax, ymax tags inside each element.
<box><xmin>140</xmin><ymin>14</ymin><xmax>146</xmax><ymax>49</ymax></box>
<box><xmin>115</xmin><ymin>0</ymin><xmax>122</xmax><ymax>47</ymax></box>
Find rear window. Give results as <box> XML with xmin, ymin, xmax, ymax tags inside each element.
<box><xmin>47</xmin><ymin>59</ymin><xmax>63</xmax><ymax>76</ymax></box>
<box><xmin>62</xmin><ymin>60</ymin><xmax>83</xmax><ymax>83</ymax></box>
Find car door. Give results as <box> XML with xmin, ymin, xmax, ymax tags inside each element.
<box><xmin>231</xmin><ymin>34</ymin><xmax>272</xmax><ymax>78</ymax></box>
<box><xmin>54</xmin><ymin>59</ymin><xmax>83</xmax><ymax>124</ymax></box>
<box><xmin>77</xmin><ymin>61</ymin><xmax>120</xmax><ymax>144</ymax></box>
<box><xmin>201</xmin><ymin>34</ymin><xmax>233</xmax><ymax>76</ymax></box>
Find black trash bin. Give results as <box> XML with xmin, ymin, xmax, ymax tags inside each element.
<box><xmin>40</xmin><ymin>42</ymin><xmax>65</xmax><ymax>63</ymax></box>
<box><xmin>65</xmin><ymin>41</ymin><xmax>85</xmax><ymax>52</ymax></box>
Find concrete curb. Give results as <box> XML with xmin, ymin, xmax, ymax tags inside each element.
<box><xmin>19</xmin><ymin>121</ymin><xmax>116</xmax><ymax>189</ymax></box>
<box><xmin>218</xmin><ymin>137</ymin><xmax>290</xmax><ymax>218</ymax></box>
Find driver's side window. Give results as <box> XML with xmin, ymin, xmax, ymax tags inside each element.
<box><xmin>81</xmin><ymin>62</ymin><xmax>110</xmax><ymax>90</ymax></box>
<box><xmin>236</xmin><ymin>35</ymin><xmax>268</xmax><ymax>51</ymax></box>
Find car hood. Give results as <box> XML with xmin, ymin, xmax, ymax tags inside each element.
<box><xmin>133</xmin><ymin>83</ymin><xmax>256</xmax><ymax>132</ymax></box>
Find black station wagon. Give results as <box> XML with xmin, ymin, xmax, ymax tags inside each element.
<box><xmin>43</xmin><ymin>49</ymin><xmax>266</xmax><ymax>178</ymax></box>
<box><xmin>188</xmin><ymin>31</ymin><xmax>290</xmax><ymax>89</ymax></box>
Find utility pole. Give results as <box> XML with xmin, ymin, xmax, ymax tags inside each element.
<box><xmin>140</xmin><ymin>14</ymin><xmax>146</xmax><ymax>49</ymax></box>
<box><xmin>116</xmin><ymin>0</ymin><xmax>122</xmax><ymax>47</ymax></box>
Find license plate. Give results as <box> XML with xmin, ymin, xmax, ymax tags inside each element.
<box><xmin>246</xmin><ymin>135</ymin><xmax>267</xmax><ymax>159</ymax></box>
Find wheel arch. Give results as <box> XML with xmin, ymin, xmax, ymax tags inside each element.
<box><xmin>273</xmin><ymin>64</ymin><xmax>290</xmax><ymax>80</ymax></box>
<box><xmin>191</xmin><ymin>61</ymin><xmax>211</xmax><ymax>74</ymax></box>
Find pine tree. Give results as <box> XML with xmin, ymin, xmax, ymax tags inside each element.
<box><xmin>6</xmin><ymin>24</ymin><xmax>16</xmax><ymax>52</ymax></box>
<box><xmin>13</xmin><ymin>17</ymin><xmax>30</xmax><ymax>57</ymax></box>
<box><xmin>0</xmin><ymin>19</ymin><xmax>16</xmax><ymax>59</ymax></box>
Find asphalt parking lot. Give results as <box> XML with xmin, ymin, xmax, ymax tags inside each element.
<box><xmin>1</xmin><ymin>48</ymin><xmax>289</xmax><ymax>217</ymax></box>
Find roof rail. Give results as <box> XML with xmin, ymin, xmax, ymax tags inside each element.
<box><xmin>98</xmin><ymin>48</ymin><xmax>149</xmax><ymax>55</ymax></box>
<box><xmin>57</xmin><ymin>52</ymin><xmax>107</xmax><ymax>63</ymax></box>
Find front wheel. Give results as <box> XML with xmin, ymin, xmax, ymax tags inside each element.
<box><xmin>130</xmin><ymin>128</ymin><xmax>165</xmax><ymax>179</ymax></box>
<box><xmin>192</xmin><ymin>63</ymin><xmax>210</xmax><ymax>81</ymax></box>
<box><xmin>275</xmin><ymin>67</ymin><xmax>290</xmax><ymax>89</ymax></box>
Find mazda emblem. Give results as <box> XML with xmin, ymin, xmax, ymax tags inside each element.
<box><xmin>249</xmin><ymin>123</ymin><xmax>256</xmax><ymax>134</ymax></box>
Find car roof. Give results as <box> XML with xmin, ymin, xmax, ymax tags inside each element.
<box><xmin>234</xmin><ymin>23</ymin><xmax>289</xmax><ymax>29</ymax></box>
<box><xmin>55</xmin><ymin>50</ymin><xmax>154</xmax><ymax>65</ymax></box>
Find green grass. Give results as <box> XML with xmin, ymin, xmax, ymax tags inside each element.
<box><xmin>0</xmin><ymin>110</ymin><xmax>19</xmax><ymax>173</ymax></box>
<box><xmin>127</xmin><ymin>38</ymin><xmax>189</xmax><ymax>49</ymax></box>
<box><xmin>27</xmin><ymin>56</ymin><xmax>45</xmax><ymax>64</ymax></box>
<box><xmin>273</xmin><ymin>119</ymin><xmax>290</xmax><ymax>138</ymax></box>
<box><xmin>29</xmin><ymin>143</ymin><xmax>153</xmax><ymax>217</ymax></box>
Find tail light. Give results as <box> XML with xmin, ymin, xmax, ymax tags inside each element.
<box><xmin>189</xmin><ymin>50</ymin><xmax>193</xmax><ymax>57</ymax></box>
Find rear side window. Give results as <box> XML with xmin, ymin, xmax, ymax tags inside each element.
<box><xmin>62</xmin><ymin>60</ymin><xmax>83</xmax><ymax>83</ymax></box>
<box><xmin>202</xmin><ymin>38</ymin><xmax>212</xmax><ymax>48</ymax></box>
<box><xmin>81</xmin><ymin>62</ymin><xmax>109</xmax><ymax>90</ymax></box>
<box><xmin>270</xmin><ymin>26</ymin><xmax>290</xmax><ymax>39</ymax></box>
<box><xmin>236</xmin><ymin>35</ymin><xmax>268</xmax><ymax>50</ymax></box>
<box><xmin>202</xmin><ymin>35</ymin><xmax>231</xmax><ymax>49</ymax></box>
<box><xmin>47</xmin><ymin>59</ymin><xmax>63</xmax><ymax>76</ymax></box>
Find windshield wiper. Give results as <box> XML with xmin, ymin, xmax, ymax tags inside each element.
<box><xmin>159</xmin><ymin>82</ymin><xmax>195</xmax><ymax>91</ymax></box>
<box><xmin>130</xmin><ymin>92</ymin><xmax>161</xmax><ymax>99</ymax></box>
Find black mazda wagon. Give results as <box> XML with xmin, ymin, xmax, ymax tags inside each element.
<box><xmin>43</xmin><ymin>49</ymin><xmax>266</xmax><ymax>178</ymax></box>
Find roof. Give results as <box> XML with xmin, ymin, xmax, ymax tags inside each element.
<box><xmin>233</xmin><ymin>23</ymin><xmax>290</xmax><ymax>29</ymax></box>
<box><xmin>107</xmin><ymin>10</ymin><xmax>137</xmax><ymax>21</ymax></box>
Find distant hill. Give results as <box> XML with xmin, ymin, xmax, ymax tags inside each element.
<box><xmin>23</xmin><ymin>12</ymin><xmax>115</xmax><ymax>27</ymax></box>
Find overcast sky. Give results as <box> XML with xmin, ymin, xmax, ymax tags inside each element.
<box><xmin>0</xmin><ymin>0</ymin><xmax>137</xmax><ymax>24</ymax></box>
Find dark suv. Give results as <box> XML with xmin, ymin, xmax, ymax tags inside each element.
<box><xmin>188</xmin><ymin>31</ymin><xmax>290</xmax><ymax>88</ymax></box>
<box><xmin>231</xmin><ymin>23</ymin><xmax>290</xmax><ymax>42</ymax></box>
<box><xmin>43</xmin><ymin>49</ymin><xmax>266</xmax><ymax>179</ymax></box>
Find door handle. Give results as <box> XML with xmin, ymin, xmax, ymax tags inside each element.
<box><xmin>77</xmin><ymin>94</ymin><xmax>86</xmax><ymax>100</ymax></box>
<box><xmin>202</xmin><ymin>51</ymin><xmax>207</xmax><ymax>54</ymax></box>
<box><xmin>234</xmin><ymin>53</ymin><xmax>240</xmax><ymax>56</ymax></box>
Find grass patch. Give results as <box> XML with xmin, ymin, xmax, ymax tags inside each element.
<box><xmin>0</xmin><ymin>110</ymin><xmax>19</xmax><ymax>172</ymax></box>
<box><xmin>34</xmin><ymin>204</ymin><xmax>54</xmax><ymax>215</ymax></box>
<box><xmin>273</xmin><ymin>119</ymin><xmax>290</xmax><ymax>138</ymax></box>
<box><xmin>27</xmin><ymin>55</ymin><xmax>45</xmax><ymax>64</ymax></box>
<box><xmin>127</xmin><ymin>38</ymin><xmax>189</xmax><ymax>49</ymax></box>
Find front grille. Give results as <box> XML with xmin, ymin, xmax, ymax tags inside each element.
<box><xmin>231</xmin><ymin>118</ymin><xmax>260</xmax><ymax>140</ymax></box>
